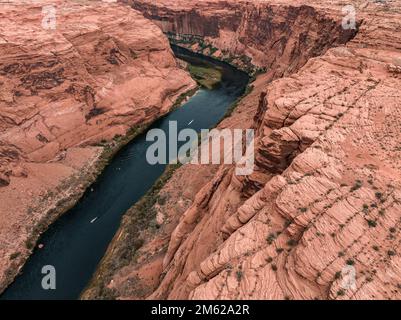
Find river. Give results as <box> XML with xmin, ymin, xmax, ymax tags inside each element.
<box><xmin>0</xmin><ymin>45</ymin><xmax>249</xmax><ymax>300</ymax></box>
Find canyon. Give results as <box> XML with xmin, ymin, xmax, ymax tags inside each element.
<box><xmin>0</xmin><ymin>0</ymin><xmax>400</xmax><ymax>301</ymax></box>
<box><xmin>83</xmin><ymin>0</ymin><xmax>401</xmax><ymax>300</ymax></box>
<box><xmin>0</xmin><ymin>0</ymin><xmax>196</xmax><ymax>294</ymax></box>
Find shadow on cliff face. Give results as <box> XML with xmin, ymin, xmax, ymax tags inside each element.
<box><xmin>131</xmin><ymin>0</ymin><xmax>360</xmax><ymax>81</ymax></box>
<box><xmin>172</xmin><ymin>44</ymin><xmax>249</xmax><ymax>94</ymax></box>
<box><xmin>82</xmin><ymin>0</ymin><xmax>367</xmax><ymax>300</ymax></box>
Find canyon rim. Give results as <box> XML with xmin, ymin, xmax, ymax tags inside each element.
<box><xmin>0</xmin><ymin>0</ymin><xmax>197</xmax><ymax>294</ymax></box>
<box><xmin>1</xmin><ymin>0</ymin><xmax>401</xmax><ymax>303</ymax></box>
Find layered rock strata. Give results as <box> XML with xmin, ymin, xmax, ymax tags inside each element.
<box><xmin>128</xmin><ymin>0</ymin><xmax>359</xmax><ymax>76</ymax></box>
<box><xmin>86</xmin><ymin>0</ymin><xmax>401</xmax><ymax>300</ymax></box>
<box><xmin>0</xmin><ymin>0</ymin><xmax>196</xmax><ymax>293</ymax></box>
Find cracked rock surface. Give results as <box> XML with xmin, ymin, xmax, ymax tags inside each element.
<box><xmin>87</xmin><ymin>0</ymin><xmax>401</xmax><ymax>300</ymax></box>
<box><xmin>0</xmin><ymin>0</ymin><xmax>196</xmax><ymax>293</ymax></box>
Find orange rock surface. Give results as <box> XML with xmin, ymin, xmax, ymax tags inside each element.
<box><xmin>89</xmin><ymin>0</ymin><xmax>401</xmax><ymax>300</ymax></box>
<box><xmin>0</xmin><ymin>0</ymin><xmax>196</xmax><ymax>293</ymax></box>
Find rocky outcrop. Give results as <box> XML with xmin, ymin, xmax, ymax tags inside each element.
<box><xmin>126</xmin><ymin>0</ymin><xmax>358</xmax><ymax>76</ymax></box>
<box><xmin>0</xmin><ymin>0</ymin><xmax>196</xmax><ymax>293</ymax></box>
<box><xmin>87</xmin><ymin>0</ymin><xmax>401</xmax><ymax>300</ymax></box>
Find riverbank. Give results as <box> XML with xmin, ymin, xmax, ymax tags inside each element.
<box><xmin>0</xmin><ymin>85</ymin><xmax>198</xmax><ymax>297</ymax></box>
<box><xmin>1</xmin><ymin>45</ymin><xmax>248</xmax><ymax>299</ymax></box>
<box><xmin>188</xmin><ymin>64</ymin><xmax>222</xmax><ymax>89</ymax></box>
<box><xmin>81</xmin><ymin>162</ymin><xmax>181</xmax><ymax>299</ymax></box>
<box><xmin>0</xmin><ymin>1</ymin><xmax>199</xmax><ymax>296</ymax></box>
<box><xmin>81</xmin><ymin>50</ymin><xmax>253</xmax><ymax>300</ymax></box>
<box><xmin>107</xmin><ymin>0</ymin><xmax>401</xmax><ymax>300</ymax></box>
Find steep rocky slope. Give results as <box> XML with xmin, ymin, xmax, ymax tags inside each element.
<box><xmin>128</xmin><ymin>0</ymin><xmax>358</xmax><ymax>76</ymax></box>
<box><xmin>85</xmin><ymin>0</ymin><xmax>401</xmax><ymax>300</ymax></box>
<box><xmin>0</xmin><ymin>0</ymin><xmax>196</xmax><ymax>293</ymax></box>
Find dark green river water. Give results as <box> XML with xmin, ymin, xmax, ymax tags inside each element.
<box><xmin>0</xmin><ymin>45</ymin><xmax>249</xmax><ymax>300</ymax></box>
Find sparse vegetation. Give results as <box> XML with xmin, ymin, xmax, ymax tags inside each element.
<box><xmin>387</xmin><ymin>250</ymin><xmax>396</xmax><ymax>257</ymax></box>
<box><xmin>351</xmin><ymin>179</ymin><xmax>363</xmax><ymax>191</ymax></box>
<box><xmin>337</xmin><ymin>289</ymin><xmax>345</xmax><ymax>296</ymax></box>
<box><xmin>287</xmin><ymin>239</ymin><xmax>297</xmax><ymax>246</ymax></box>
<box><xmin>157</xmin><ymin>195</ymin><xmax>167</xmax><ymax>206</ymax></box>
<box><xmin>284</xmin><ymin>219</ymin><xmax>292</xmax><ymax>228</ymax></box>
<box><xmin>367</xmin><ymin>219</ymin><xmax>377</xmax><ymax>228</ymax></box>
<box><xmin>9</xmin><ymin>252</ymin><xmax>21</xmax><ymax>260</ymax></box>
<box><xmin>266</xmin><ymin>232</ymin><xmax>276</xmax><ymax>245</ymax></box>
<box><xmin>82</xmin><ymin>162</ymin><xmax>182</xmax><ymax>299</ymax></box>
<box><xmin>188</xmin><ymin>64</ymin><xmax>222</xmax><ymax>89</ymax></box>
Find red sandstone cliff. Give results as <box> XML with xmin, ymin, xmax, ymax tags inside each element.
<box><xmin>0</xmin><ymin>0</ymin><xmax>196</xmax><ymax>293</ymax></box>
<box><xmin>128</xmin><ymin>0</ymin><xmax>358</xmax><ymax>77</ymax></box>
<box><xmin>85</xmin><ymin>0</ymin><xmax>401</xmax><ymax>300</ymax></box>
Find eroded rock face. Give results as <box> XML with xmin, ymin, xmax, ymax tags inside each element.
<box><xmin>0</xmin><ymin>0</ymin><xmax>196</xmax><ymax>293</ymax></box>
<box><xmin>182</xmin><ymin>47</ymin><xmax>401</xmax><ymax>300</ymax></box>
<box><xmin>127</xmin><ymin>0</ymin><xmax>358</xmax><ymax>76</ymax></box>
<box><xmin>88</xmin><ymin>0</ymin><xmax>401</xmax><ymax>300</ymax></box>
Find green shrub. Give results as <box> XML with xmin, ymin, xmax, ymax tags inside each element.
<box><xmin>287</xmin><ymin>239</ymin><xmax>297</xmax><ymax>246</ymax></box>
<box><xmin>367</xmin><ymin>219</ymin><xmax>377</xmax><ymax>227</ymax></box>
<box><xmin>236</xmin><ymin>270</ymin><xmax>243</xmax><ymax>281</ymax></box>
<box><xmin>351</xmin><ymin>180</ymin><xmax>363</xmax><ymax>191</ymax></box>
<box><xmin>387</xmin><ymin>250</ymin><xmax>396</xmax><ymax>257</ymax></box>
<box><xmin>266</xmin><ymin>233</ymin><xmax>276</xmax><ymax>245</ymax></box>
<box><xmin>337</xmin><ymin>289</ymin><xmax>345</xmax><ymax>296</ymax></box>
<box><xmin>10</xmin><ymin>252</ymin><xmax>21</xmax><ymax>260</ymax></box>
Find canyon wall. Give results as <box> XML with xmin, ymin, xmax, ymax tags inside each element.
<box><xmin>86</xmin><ymin>0</ymin><xmax>401</xmax><ymax>300</ymax></box>
<box><xmin>0</xmin><ymin>0</ymin><xmax>196</xmax><ymax>293</ymax></box>
<box><xmin>128</xmin><ymin>0</ymin><xmax>358</xmax><ymax>77</ymax></box>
